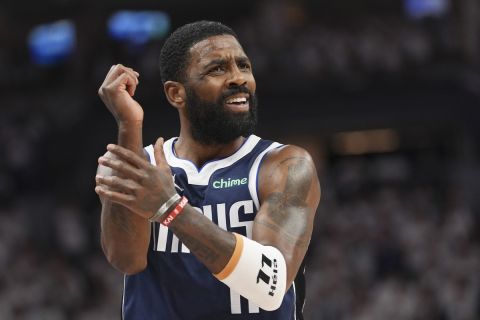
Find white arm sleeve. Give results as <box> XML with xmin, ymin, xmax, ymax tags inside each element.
<box><xmin>214</xmin><ymin>233</ymin><xmax>287</xmax><ymax>311</ymax></box>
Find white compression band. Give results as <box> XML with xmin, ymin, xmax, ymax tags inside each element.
<box><xmin>214</xmin><ymin>233</ymin><xmax>287</xmax><ymax>311</ymax></box>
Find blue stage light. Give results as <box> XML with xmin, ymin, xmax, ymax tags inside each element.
<box><xmin>28</xmin><ymin>20</ymin><xmax>76</xmax><ymax>66</ymax></box>
<box><xmin>108</xmin><ymin>10</ymin><xmax>170</xmax><ymax>45</ymax></box>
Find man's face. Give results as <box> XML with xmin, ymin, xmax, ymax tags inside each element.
<box><xmin>182</xmin><ymin>35</ymin><xmax>258</xmax><ymax>145</ymax></box>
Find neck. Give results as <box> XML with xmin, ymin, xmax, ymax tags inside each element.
<box><xmin>174</xmin><ymin>128</ymin><xmax>247</xmax><ymax>168</ymax></box>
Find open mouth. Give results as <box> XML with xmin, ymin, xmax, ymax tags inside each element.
<box><xmin>224</xmin><ymin>94</ymin><xmax>250</xmax><ymax>111</ymax></box>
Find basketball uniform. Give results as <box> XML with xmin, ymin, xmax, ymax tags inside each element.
<box><xmin>122</xmin><ymin>135</ymin><xmax>306</xmax><ymax>320</ymax></box>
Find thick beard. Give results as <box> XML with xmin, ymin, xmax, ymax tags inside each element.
<box><xmin>184</xmin><ymin>86</ymin><xmax>258</xmax><ymax>146</ymax></box>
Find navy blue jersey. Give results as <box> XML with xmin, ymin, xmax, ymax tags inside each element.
<box><xmin>122</xmin><ymin>135</ymin><xmax>305</xmax><ymax>320</ymax></box>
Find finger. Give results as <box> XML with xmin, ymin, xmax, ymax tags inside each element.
<box><xmin>98</xmin><ymin>155</ymin><xmax>145</xmax><ymax>179</ymax></box>
<box><xmin>95</xmin><ymin>185</ymin><xmax>136</xmax><ymax>205</ymax></box>
<box><xmin>119</xmin><ymin>66</ymin><xmax>139</xmax><ymax>88</ymax></box>
<box><xmin>106</xmin><ymin>144</ymin><xmax>148</xmax><ymax>169</ymax></box>
<box><xmin>100</xmin><ymin>65</ymin><xmax>118</xmax><ymax>87</ymax></box>
<box><xmin>120</xmin><ymin>65</ymin><xmax>139</xmax><ymax>82</ymax></box>
<box><xmin>101</xmin><ymin>64</ymin><xmax>125</xmax><ymax>89</ymax></box>
<box><xmin>101</xmin><ymin>66</ymin><xmax>139</xmax><ymax>98</ymax></box>
<box><xmin>96</xmin><ymin>175</ymin><xmax>139</xmax><ymax>194</ymax></box>
<box><xmin>153</xmin><ymin>137</ymin><xmax>168</xmax><ymax>167</ymax></box>
<box><xmin>107</xmin><ymin>72</ymin><xmax>138</xmax><ymax>97</ymax></box>
<box><xmin>95</xmin><ymin>179</ymin><xmax>126</xmax><ymax>196</ymax></box>
<box><xmin>126</xmin><ymin>68</ymin><xmax>140</xmax><ymax>83</ymax></box>
<box><xmin>122</xmin><ymin>67</ymin><xmax>140</xmax><ymax>93</ymax></box>
<box><xmin>104</xmin><ymin>64</ymin><xmax>139</xmax><ymax>86</ymax></box>
<box><xmin>95</xmin><ymin>179</ymin><xmax>110</xmax><ymax>189</ymax></box>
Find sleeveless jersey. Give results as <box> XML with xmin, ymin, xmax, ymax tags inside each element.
<box><xmin>122</xmin><ymin>135</ymin><xmax>306</xmax><ymax>320</ymax></box>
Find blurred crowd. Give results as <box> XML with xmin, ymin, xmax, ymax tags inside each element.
<box><xmin>238</xmin><ymin>2</ymin><xmax>435</xmax><ymax>83</ymax></box>
<box><xmin>305</xmin><ymin>154</ymin><xmax>480</xmax><ymax>319</ymax></box>
<box><xmin>0</xmin><ymin>95</ymin><xmax>122</xmax><ymax>319</ymax></box>
<box><xmin>1</xmin><ymin>0</ymin><xmax>478</xmax><ymax>94</ymax></box>
<box><xmin>1</xmin><ymin>132</ymin><xmax>479</xmax><ymax>320</ymax></box>
<box><xmin>0</xmin><ymin>0</ymin><xmax>479</xmax><ymax>319</ymax></box>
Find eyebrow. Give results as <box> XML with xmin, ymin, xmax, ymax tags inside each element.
<box><xmin>202</xmin><ymin>56</ymin><xmax>251</xmax><ymax>70</ymax></box>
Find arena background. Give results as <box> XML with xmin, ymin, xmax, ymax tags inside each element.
<box><xmin>1</xmin><ymin>0</ymin><xmax>479</xmax><ymax>319</ymax></box>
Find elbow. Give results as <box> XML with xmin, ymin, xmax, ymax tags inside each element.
<box><xmin>102</xmin><ymin>242</ymin><xmax>147</xmax><ymax>275</ymax></box>
<box><xmin>107</xmin><ymin>252</ymin><xmax>147</xmax><ymax>275</ymax></box>
<box><xmin>116</xmin><ymin>259</ymin><xmax>147</xmax><ymax>275</ymax></box>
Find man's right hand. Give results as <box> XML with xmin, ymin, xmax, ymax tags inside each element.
<box><xmin>98</xmin><ymin>64</ymin><xmax>143</xmax><ymax>125</ymax></box>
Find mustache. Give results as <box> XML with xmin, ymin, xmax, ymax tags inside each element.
<box><xmin>221</xmin><ymin>86</ymin><xmax>252</xmax><ymax>100</ymax></box>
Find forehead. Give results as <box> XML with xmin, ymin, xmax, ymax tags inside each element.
<box><xmin>188</xmin><ymin>35</ymin><xmax>247</xmax><ymax>66</ymax></box>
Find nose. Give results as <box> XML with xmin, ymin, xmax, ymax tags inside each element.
<box><xmin>226</xmin><ymin>65</ymin><xmax>247</xmax><ymax>88</ymax></box>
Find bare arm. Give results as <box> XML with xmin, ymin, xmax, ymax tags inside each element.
<box><xmin>96</xmin><ymin>142</ymin><xmax>320</xmax><ymax>284</ymax></box>
<box><xmin>253</xmin><ymin>146</ymin><xmax>320</xmax><ymax>287</ymax></box>
<box><xmin>169</xmin><ymin>145</ymin><xmax>319</xmax><ymax>285</ymax></box>
<box><xmin>96</xmin><ymin>64</ymin><xmax>151</xmax><ymax>274</ymax></box>
<box><xmin>97</xmin><ymin>133</ymin><xmax>150</xmax><ymax>274</ymax></box>
<box><xmin>96</xmin><ymin>140</ymin><xmax>236</xmax><ymax>273</ymax></box>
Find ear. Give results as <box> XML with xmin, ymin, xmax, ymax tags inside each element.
<box><xmin>164</xmin><ymin>81</ymin><xmax>186</xmax><ymax>109</ymax></box>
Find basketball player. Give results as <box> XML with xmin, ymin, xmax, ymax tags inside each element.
<box><xmin>95</xmin><ymin>21</ymin><xmax>320</xmax><ymax>319</ymax></box>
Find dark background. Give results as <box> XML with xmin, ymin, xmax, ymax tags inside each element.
<box><xmin>1</xmin><ymin>0</ymin><xmax>479</xmax><ymax>319</ymax></box>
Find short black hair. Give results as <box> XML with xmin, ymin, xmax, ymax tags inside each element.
<box><xmin>159</xmin><ymin>20</ymin><xmax>239</xmax><ymax>84</ymax></box>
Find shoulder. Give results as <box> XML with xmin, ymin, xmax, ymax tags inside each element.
<box><xmin>262</xmin><ymin>144</ymin><xmax>315</xmax><ymax>168</ymax></box>
<box><xmin>260</xmin><ymin>144</ymin><xmax>317</xmax><ymax>180</ymax></box>
<box><xmin>257</xmin><ymin>144</ymin><xmax>320</xmax><ymax>203</ymax></box>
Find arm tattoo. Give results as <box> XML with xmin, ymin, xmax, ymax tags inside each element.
<box><xmin>283</xmin><ymin>157</ymin><xmax>312</xmax><ymax>196</ymax></box>
<box><xmin>258</xmin><ymin>156</ymin><xmax>314</xmax><ymax>247</ymax></box>
<box><xmin>255</xmin><ymin>218</ymin><xmax>310</xmax><ymax>248</ymax></box>
<box><xmin>105</xmin><ymin>201</ymin><xmax>137</xmax><ymax>237</ymax></box>
<box><xmin>170</xmin><ymin>210</ymin><xmax>226</xmax><ymax>267</ymax></box>
<box><xmin>173</xmin><ymin>231</ymin><xmax>221</xmax><ymax>265</ymax></box>
<box><xmin>98</xmin><ymin>162</ymin><xmax>140</xmax><ymax>238</ymax></box>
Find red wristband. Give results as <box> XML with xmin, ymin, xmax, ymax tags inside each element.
<box><xmin>161</xmin><ymin>196</ymin><xmax>188</xmax><ymax>226</ymax></box>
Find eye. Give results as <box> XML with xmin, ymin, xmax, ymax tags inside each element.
<box><xmin>208</xmin><ymin>66</ymin><xmax>225</xmax><ymax>75</ymax></box>
<box><xmin>238</xmin><ymin>62</ymin><xmax>251</xmax><ymax>71</ymax></box>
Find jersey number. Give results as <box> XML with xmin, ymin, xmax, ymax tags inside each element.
<box><xmin>230</xmin><ymin>289</ymin><xmax>260</xmax><ymax>314</ymax></box>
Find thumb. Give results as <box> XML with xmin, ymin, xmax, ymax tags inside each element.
<box><xmin>153</xmin><ymin>137</ymin><xmax>167</xmax><ymax>167</ymax></box>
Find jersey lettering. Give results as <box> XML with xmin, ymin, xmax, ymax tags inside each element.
<box><xmin>213</xmin><ymin>177</ymin><xmax>248</xmax><ymax>189</ymax></box>
<box><xmin>128</xmin><ymin>137</ymin><xmax>298</xmax><ymax>319</ymax></box>
<box><xmin>154</xmin><ymin>200</ymin><xmax>254</xmax><ymax>253</ymax></box>
<box><xmin>230</xmin><ymin>288</ymin><xmax>260</xmax><ymax>314</ymax></box>
<box><xmin>229</xmin><ymin>200</ymin><xmax>254</xmax><ymax>239</ymax></box>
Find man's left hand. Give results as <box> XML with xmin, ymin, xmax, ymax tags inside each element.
<box><xmin>95</xmin><ymin>138</ymin><xmax>176</xmax><ymax>219</ymax></box>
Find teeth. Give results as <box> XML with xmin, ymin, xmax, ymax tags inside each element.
<box><xmin>226</xmin><ymin>97</ymin><xmax>247</xmax><ymax>104</ymax></box>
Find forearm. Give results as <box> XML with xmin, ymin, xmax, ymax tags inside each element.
<box><xmin>100</xmin><ymin>122</ymin><xmax>150</xmax><ymax>274</ymax></box>
<box><xmin>169</xmin><ymin>204</ymin><xmax>288</xmax><ymax>311</ymax></box>
<box><xmin>169</xmin><ymin>205</ymin><xmax>236</xmax><ymax>274</ymax></box>
<box><xmin>117</xmin><ymin>121</ymin><xmax>144</xmax><ymax>156</ymax></box>
<box><xmin>101</xmin><ymin>201</ymin><xmax>150</xmax><ymax>274</ymax></box>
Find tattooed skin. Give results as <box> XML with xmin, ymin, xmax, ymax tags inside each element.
<box><xmin>97</xmin><ymin>151</ymin><xmax>152</xmax><ymax>274</ymax></box>
<box><xmin>255</xmin><ymin>155</ymin><xmax>317</xmax><ymax>251</ymax></box>
<box><xmin>98</xmin><ymin>139</ymin><xmax>320</xmax><ymax>284</ymax></box>
<box><xmin>171</xmin><ymin>229</ymin><xmax>221</xmax><ymax>265</ymax></box>
<box><xmin>106</xmin><ymin>202</ymin><xmax>138</xmax><ymax>237</ymax></box>
<box><xmin>269</xmin><ymin>158</ymin><xmax>312</xmax><ymax>217</ymax></box>
<box><xmin>170</xmin><ymin>208</ymin><xmax>235</xmax><ymax>273</ymax></box>
<box><xmin>168</xmin><ymin>155</ymin><xmax>317</xmax><ymax>274</ymax></box>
